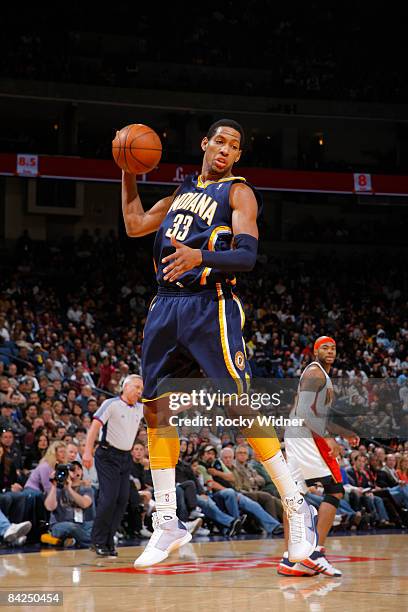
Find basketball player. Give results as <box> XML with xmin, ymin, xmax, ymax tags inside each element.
<box><xmin>278</xmin><ymin>336</ymin><xmax>360</xmax><ymax>577</ymax></box>
<box><xmin>121</xmin><ymin>119</ymin><xmax>317</xmax><ymax>567</ymax></box>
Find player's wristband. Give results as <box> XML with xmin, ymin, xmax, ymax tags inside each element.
<box><xmin>201</xmin><ymin>233</ymin><xmax>258</xmax><ymax>272</ymax></box>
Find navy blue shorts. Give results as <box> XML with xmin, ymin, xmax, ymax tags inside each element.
<box><xmin>141</xmin><ymin>285</ymin><xmax>251</xmax><ymax>401</ymax></box>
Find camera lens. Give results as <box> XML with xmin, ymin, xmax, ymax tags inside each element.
<box><xmin>55</xmin><ymin>464</ymin><xmax>69</xmax><ymax>489</ymax></box>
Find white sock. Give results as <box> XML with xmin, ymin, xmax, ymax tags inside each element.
<box><xmin>263</xmin><ymin>451</ymin><xmax>299</xmax><ymax>499</ymax></box>
<box><xmin>151</xmin><ymin>468</ymin><xmax>177</xmax><ymax>521</ymax></box>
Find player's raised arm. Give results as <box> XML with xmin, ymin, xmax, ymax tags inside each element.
<box><xmin>122</xmin><ymin>171</ymin><xmax>176</xmax><ymax>237</ymax></box>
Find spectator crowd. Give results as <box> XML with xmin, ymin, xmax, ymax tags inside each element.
<box><xmin>0</xmin><ymin>230</ymin><xmax>407</xmax><ymax>548</ymax></box>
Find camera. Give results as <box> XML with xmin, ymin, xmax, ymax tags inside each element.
<box><xmin>53</xmin><ymin>463</ymin><xmax>72</xmax><ymax>489</ymax></box>
<box><xmin>203</xmin><ymin>458</ymin><xmax>222</xmax><ymax>470</ymax></box>
<box><xmin>212</xmin><ymin>459</ymin><xmax>223</xmax><ymax>471</ymax></box>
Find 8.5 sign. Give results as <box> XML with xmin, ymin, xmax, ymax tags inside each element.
<box><xmin>17</xmin><ymin>154</ymin><xmax>39</xmax><ymax>177</ymax></box>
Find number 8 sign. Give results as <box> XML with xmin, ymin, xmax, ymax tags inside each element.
<box><xmin>353</xmin><ymin>173</ymin><xmax>372</xmax><ymax>193</ymax></box>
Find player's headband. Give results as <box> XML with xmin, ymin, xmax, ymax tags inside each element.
<box><xmin>314</xmin><ymin>336</ymin><xmax>336</xmax><ymax>352</ymax></box>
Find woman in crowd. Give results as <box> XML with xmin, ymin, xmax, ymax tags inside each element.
<box><xmin>71</xmin><ymin>403</ymin><xmax>84</xmax><ymax>429</ymax></box>
<box><xmin>23</xmin><ymin>433</ymin><xmax>49</xmax><ymax>471</ymax></box>
<box><xmin>65</xmin><ymin>389</ymin><xmax>77</xmax><ymax>413</ymax></box>
<box><xmin>179</xmin><ymin>438</ymin><xmax>189</xmax><ymax>461</ymax></box>
<box><xmin>52</xmin><ymin>400</ymin><xmax>64</xmax><ymax>419</ymax></box>
<box><xmin>24</xmin><ymin>441</ymin><xmax>67</xmax><ymax>495</ymax></box>
<box><xmin>41</xmin><ymin>409</ymin><xmax>57</xmax><ymax>438</ymax></box>
<box><xmin>396</xmin><ymin>454</ymin><xmax>408</xmax><ymax>484</ymax></box>
<box><xmin>22</xmin><ymin>441</ymin><xmax>68</xmax><ymax>536</ymax></box>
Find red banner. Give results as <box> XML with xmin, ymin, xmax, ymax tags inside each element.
<box><xmin>1</xmin><ymin>152</ymin><xmax>408</xmax><ymax>196</ymax></box>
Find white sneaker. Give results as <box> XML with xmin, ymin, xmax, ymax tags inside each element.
<box><xmin>283</xmin><ymin>492</ymin><xmax>318</xmax><ymax>563</ymax></box>
<box><xmin>3</xmin><ymin>521</ymin><xmax>32</xmax><ymax>543</ymax></box>
<box><xmin>277</xmin><ymin>551</ymin><xmax>318</xmax><ymax>577</ymax></box>
<box><xmin>14</xmin><ymin>536</ymin><xmax>27</xmax><ymax>547</ymax></box>
<box><xmin>139</xmin><ymin>527</ymin><xmax>153</xmax><ymax>539</ymax></box>
<box><xmin>301</xmin><ymin>547</ymin><xmax>342</xmax><ymax>577</ymax></box>
<box><xmin>133</xmin><ymin>513</ymin><xmax>192</xmax><ymax>568</ymax></box>
<box><xmin>189</xmin><ymin>509</ymin><xmax>205</xmax><ymax>520</ymax></box>
<box><xmin>185</xmin><ymin>518</ymin><xmax>203</xmax><ymax>536</ymax></box>
<box><xmin>196</xmin><ymin>526</ymin><xmax>210</xmax><ymax>536</ymax></box>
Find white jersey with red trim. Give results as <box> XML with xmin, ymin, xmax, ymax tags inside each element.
<box><xmin>285</xmin><ymin>361</ymin><xmax>340</xmax><ymax>486</ymax></box>
<box><xmin>289</xmin><ymin>361</ymin><xmax>333</xmax><ymax>436</ymax></box>
<box><xmin>299</xmin><ymin>361</ymin><xmax>334</xmax><ymax>414</ymax></box>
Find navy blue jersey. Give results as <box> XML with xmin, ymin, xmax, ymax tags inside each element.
<box><xmin>153</xmin><ymin>174</ymin><xmax>262</xmax><ymax>289</ymax></box>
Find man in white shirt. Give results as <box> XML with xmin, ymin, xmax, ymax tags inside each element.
<box><xmin>83</xmin><ymin>375</ymin><xmax>143</xmax><ymax>557</ymax></box>
<box><xmin>67</xmin><ymin>303</ymin><xmax>83</xmax><ymax>323</ymax></box>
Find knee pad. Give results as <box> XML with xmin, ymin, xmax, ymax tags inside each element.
<box><xmin>323</xmin><ymin>481</ymin><xmax>345</xmax><ymax>496</ymax></box>
<box><xmin>323</xmin><ymin>494</ymin><xmax>341</xmax><ymax>509</ymax></box>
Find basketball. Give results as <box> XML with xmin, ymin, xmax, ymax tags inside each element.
<box><xmin>112</xmin><ymin>123</ymin><xmax>162</xmax><ymax>174</ymax></box>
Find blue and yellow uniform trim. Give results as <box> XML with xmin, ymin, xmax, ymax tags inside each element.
<box><xmin>200</xmin><ymin>225</ymin><xmax>233</xmax><ymax>286</ymax></box>
<box><xmin>196</xmin><ymin>175</ymin><xmax>247</xmax><ymax>189</ymax></box>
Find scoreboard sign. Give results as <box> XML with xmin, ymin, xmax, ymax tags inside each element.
<box><xmin>353</xmin><ymin>172</ymin><xmax>372</xmax><ymax>193</ymax></box>
<box><xmin>16</xmin><ymin>154</ymin><xmax>39</xmax><ymax>177</ymax></box>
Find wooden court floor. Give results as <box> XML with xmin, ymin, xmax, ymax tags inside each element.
<box><xmin>0</xmin><ymin>534</ymin><xmax>407</xmax><ymax>611</ymax></box>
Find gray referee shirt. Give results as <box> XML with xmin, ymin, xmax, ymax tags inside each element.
<box><xmin>94</xmin><ymin>397</ymin><xmax>143</xmax><ymax>451</ymax></box>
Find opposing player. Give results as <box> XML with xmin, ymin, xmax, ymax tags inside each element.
<box><xmin>121</xmin><ymin>119</ymin><xmax>317</xmax><ymax>567</ymax></box>
<box><xmin>278</xmin><ymin>336</ymin><xmax>359</xmax><ymax>577</ymax></box>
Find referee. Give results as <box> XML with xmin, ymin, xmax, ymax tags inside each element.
<box><xmin>83</xmin><ymin>375</ymin><xmax>143</xmax><ymax>557</ymax></box>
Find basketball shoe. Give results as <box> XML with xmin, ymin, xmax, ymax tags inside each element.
<box><xmin>185</xmin><ymin>518</ymin><xmax>203</xmax><ymax>536</ymax></box>
<box><xmin>133</xmin><ymin>512</ymin><xmax>192</xmax><ymax>567</ymax></box>
<box><xmin>3</xmin><ymin>521</ymin><xmax>32</xmax><ymax>543</ymax></box>
<box><xmin>283</xmin><ymin>492</ymin><xmax>318</xmax><ymax>562</ymax></box>
<box><xmin>277</xmin><ymin>552</ymin><xmax>318</xmax><ymax>577</ymax></box>
<box><xmin>301</xmin><ymin>545</ymin><xmax>342</xmax><ymax>577</ymax></box>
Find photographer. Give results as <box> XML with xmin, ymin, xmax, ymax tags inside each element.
<box><xmin>42</xmin><ymin>461</ymin><xmax>95</xmax><ymax>547</ymax></box>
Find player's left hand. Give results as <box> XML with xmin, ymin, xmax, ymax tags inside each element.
<box><xmin>162</xmin><ymin>236</ymin><xmax>203</xmax><ymax>282</ymax></box>
<box><xmin>326</xmin><ymin>437</ymin><xmax>341</xmax><ymax>458</ymax></box>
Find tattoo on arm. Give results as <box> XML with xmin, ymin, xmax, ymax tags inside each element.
<box><xmin>300</xmin><ymin>365</ymin><xmax>326</xmax><ymax>393</ymax></box>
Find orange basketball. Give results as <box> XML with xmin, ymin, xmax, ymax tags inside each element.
<box><xmin>112</xmin><ymin>124</ymin><xmax>162</xmax><ymax>174</ymax></box>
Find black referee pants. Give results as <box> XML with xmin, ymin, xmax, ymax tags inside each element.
<box><xmin>92</xmin><ymin>446</ymin><xmax>132</xmax><ymax>548</ymax></box>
